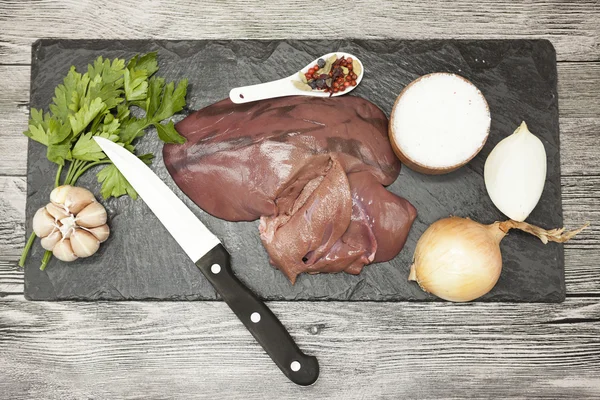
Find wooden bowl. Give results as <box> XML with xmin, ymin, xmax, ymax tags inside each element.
<box><xmin>389</xmin><ymin>72</ymin><xmax>491</xmax><ymax>175</ymax></box>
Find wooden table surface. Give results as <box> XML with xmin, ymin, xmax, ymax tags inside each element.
<box><xmin>1</xmin><ymin>1</ymin><xmax>599</xmax><ymax>398</ymax></box>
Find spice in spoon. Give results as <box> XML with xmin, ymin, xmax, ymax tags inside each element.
<box><xmin>294</xmin><ymin>54</ymin><xmax>361</xmax><ymax>95</ymax></box>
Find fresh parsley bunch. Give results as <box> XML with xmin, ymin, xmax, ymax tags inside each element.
<box><xmin>21</xmin><ymin>52</ymin><xmax>188</xmax><ymax>269</ymax></box>
<box><xmin>24</xmin><ymin>51</ymin><xmax>187</xmax><ymax>197</ymax></box>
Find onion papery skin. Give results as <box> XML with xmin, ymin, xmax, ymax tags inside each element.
<box><xmin>410</xmin><ymin>217</ymin><xmax>503</xmax><ymax>302</ymax></box>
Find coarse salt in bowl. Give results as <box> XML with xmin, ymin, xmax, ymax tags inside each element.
<box><xmin>389</xmin><ymin>73</ymin><xmax>491</xmax><ymax>174</ymax></box>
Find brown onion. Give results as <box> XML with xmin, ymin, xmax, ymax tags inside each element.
<box><xmin>408</xmin><ymin>216</ymin><xmax>587</xmax><ymax>302</ymax></box>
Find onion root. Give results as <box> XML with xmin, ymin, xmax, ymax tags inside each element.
<box><xmin>496</xmin><ymin>220</ymin><xmax>589</xmax><ymax>244</ymax></box>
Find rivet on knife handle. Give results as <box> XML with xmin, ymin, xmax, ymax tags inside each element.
<box><xmin>196</xmin><ymin>244</ymin><xmax>320</xmax><ymax>386</ymax></box>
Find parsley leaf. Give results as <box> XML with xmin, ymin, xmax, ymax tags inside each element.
<box><xmin>145</xmin><ymin>76</ymin><xmax>165</xmax><ymax>117</ymax></box>
<box><xmin>68</xmin><ymin>72</ymin><xmax>92</xmax><ymax>115</ymax></box>
<box><xmin>47</xmin><ymin>117</ymin><xmax>72</xmax><ymax>145</ymax></box>
<box><xmin>23</xmin><ymin>108</ymin><xmax>50</xmax><ymax>145</ymax></box>
<box><xmin>118</xmin><ymin>117</ymin><xmax>149</xmax><ymax>145</ymax></box>
<box><xmin>100</xmin><ymin>114</ymin><xmax>121</xmax><ymax>135</ymax></box>
<box><xmin>47</xmin><ymin>138</ymin><xmax>72</xmax><ymax>166</ymax></box>
<box><xmin>127</xmin><ymin>52</ymin><xmax>158</xmax><ymax>77</ymax></box>
<box><xmin>97</xmin><ymin>164</ymin><xmax>139</xmax><ymax>199</ymax></box>
<box><xmin>87</xmin><ymin>74</ymin><xmax>124</xmax><ymax>110</ymax></box>
<box><xmin>69</xmin><ymin>97</ymin><xmax>106</xmax><ymax>137</ymax></box>
<box><xmin>88</xmin><ymin>56</ymin><xmax>126</xmax><ymax>84</ymax></box>
<box><xmin>152</xmin><ymin>79</ymin><xmax>188</xmax><ymax>122</ymax></box>
<box><xmin>137</xmin><ymin>153</ymin><xmax>154</xmax><ymax>164</ymax></box>
<box><xmin>154</xmin><ymin>121</ymin><xmax>185</xmax><ymax>144</ymax></box>
<box><xmin>124</xmin><ymin>52</ymin><xmax>159</xmax><ymax>102</ymax></box>
<box><xmin>72</xmin><ymin>132</ymin><xmax>118</xmax><ymax>162</ymax></box>
<box><xmin>49</xmin><ymin>66</ymin><xmax>82</xmax><ymax>123</ymax></box>
<box><xmin>124</xmin><ymin>68</ymin><xmax>149</xmax><ymax>102</ymax></box>
<box><xmin>72</xmin><ymin>113</ymin><xmax>122</xmax><ymax>161</ymax></box>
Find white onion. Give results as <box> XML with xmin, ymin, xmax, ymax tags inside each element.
<box><xmin>484</xmin><ymin>121</ymin><xmax>547</xmax><ymax>222</ymax></box>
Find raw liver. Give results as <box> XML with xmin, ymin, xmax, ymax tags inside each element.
<box><xmin>163</xmin><ymin>96</ymin><xmax>416</xmax><ymax>283</ymax></box>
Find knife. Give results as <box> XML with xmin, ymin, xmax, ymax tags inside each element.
<box><xmin>94</xmin><ymin>137</ymin><xmax>319</xmax><ymax>386</ymax></box>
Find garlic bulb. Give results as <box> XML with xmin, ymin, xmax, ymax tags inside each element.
<box><xmin>33</xmin><ymin>185</ymin><xmax>110</xmax><ymax>262</ymax></box>
<box><xmin>484</xmin><ymin>121</ymin><xmax>547</xmax><ymax>221</ymax></box>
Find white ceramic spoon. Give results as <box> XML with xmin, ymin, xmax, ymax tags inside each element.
<box><xmin>229</xmin><ymin>52</ymin><xmax>364</xmax><ymax>104</ymax></box>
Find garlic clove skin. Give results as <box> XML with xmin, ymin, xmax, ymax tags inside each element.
<box><xmin>41</xmin><ymin>230</ymin><xmax>62</xmax><ymax>251</ymax></box>
<box><xmin>50</xmin><ymin>185</ymin><xmax>96</xmax><ymax>214</ymax></box>
<box><xmin>484</xmin><ymin>121</ymin><xmax>547</xmax><ymax>222</ymax></box>
<box><xmin>70</xmin><ymin>229</ymin><xmax>100</xmax><ymax>258</ymax></box>
<box><xmin>53</xmin><ymin>239</ymin><xmax>78</xmax><ymax>262</ymax></box>
<box><xmin>49</xmin><ymin>185</ymin><xmax>70</xmax><ymax>205</ymax></box>
<box><xmin>76</xmin><ymin>201</ymin><xmax>107</xmax><ymax>228</ymax></box>
<box><xmin>88</xmin><ymin>224</ymin><xmax>110</xmax><ymax>243</ymax></box>
<box><xmin>45</xmin><ymin>202</ymin><xmax>70</xmax><ymax>220</ymax></box>
<box><xmin>33</xmin><ymin>207</ymin><xmax>56</xmax><ymax>237</ymax></box>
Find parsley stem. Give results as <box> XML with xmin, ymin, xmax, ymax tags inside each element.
<box><xmin>18</xmin><ymin>232</ymin><xmax>37</xmax><ymax>268</ymax></box>
<box><xmin>54</xmin><ymin>164</ymin><xmax>64</xmax><ymax>188</ymax></box>
<box><xmin>64</xmin><ymin>160</ymin><xmax>76</xmax><ymax>185</ymax></box>
<box><xmin>71</xmin><ymin>160</ymin><xmax>111</xmax><ymax>185</ymax></box>
<box><xmin>20</xmin><ymin>162</ymin><xmax>63</xmax><ymax>269</ymax></box>
<box><xmin>65</xmin><ymin>159</ymin><xmax>84</xmax><ymax>185</ymax></box>
<box><xmin>39</xmin><ymin>250</ymin><xmax>52</xmax><ymax>271</ymax></box>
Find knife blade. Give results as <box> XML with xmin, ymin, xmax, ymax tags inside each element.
<box><xmin>94</xmin><ymin>137</ymin><xmax>319</xmax><ymax>386</ymax></box>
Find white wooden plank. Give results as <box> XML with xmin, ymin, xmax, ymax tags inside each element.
<box><xmin>0</xmin><ymin>177</ymin><xmax>26</xmax><ymax>260</ymax></box>
<box><xmin>558</xmin><ymin>63</ymin><xmax>600</xmax><ymax>119</ymax></box>
<box><xmin>0</xmin><ymin>0</ymin><xmax>599</xmax><ymax>64</ymax></box>
<box><xmin>0</xmin><ymin>295</ymin><xmax>598</xmax><ymax>399</ymax></box>
<box><xmin>560</xmin><ymin>118</ymin><xmax>600</xmax><ymax>176</ymax></box>
<box><xmin>0</xmin><ymin>66</ymin><xmax>29</xmax><ymax>176</ymax></box>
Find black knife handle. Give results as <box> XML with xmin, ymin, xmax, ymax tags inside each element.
<box><xmin>195</xmin><ymin>244</ymin><xmax>319</xmax><ymax>386</ymax></box>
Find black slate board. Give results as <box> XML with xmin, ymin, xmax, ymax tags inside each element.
<box><xmin>24</xmin><ymin>39</ymin><xmax>564</xmax><ymax>302</ymax></box>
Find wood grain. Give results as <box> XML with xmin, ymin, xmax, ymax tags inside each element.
<box><xmin>0</xmin><ymin>66</ymin><xmax>29</xmax><ymax>176</ymax></box>
<box><xmin>0</xmin><ymin>295</ymin><xmax>598</xmax><ymax>399</ymax></box>
<box><xmin>0</xmin><ymin>177</ymin><xmax>26</xmax><ymax>260</ymax></box>
<box><xmin>0</xmin><ymin>0</ymin><xmax>599</xmax><ymax>64</ymax></box>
